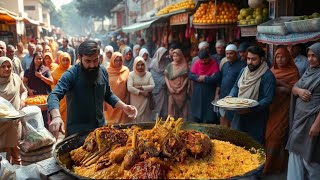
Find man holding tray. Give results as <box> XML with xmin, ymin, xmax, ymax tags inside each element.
<box><xmin>228</xmin><ymin>46</ymin><xmax>276</xmax><ymax>144</ymax></box>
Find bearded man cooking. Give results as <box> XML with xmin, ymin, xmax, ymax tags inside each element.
<box><xmin>228</xmin><ymin>46</ymin><xmax>276</xmax><ymax>144</ymax></box>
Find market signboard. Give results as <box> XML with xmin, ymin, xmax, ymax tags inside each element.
<box><xmin>170</xmin><ymin>13</ymin><xmax>189</xmax><ymax>25</ymax></box>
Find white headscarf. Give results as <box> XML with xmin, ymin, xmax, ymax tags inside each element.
<box><xmin>133</xmin><ymin>44</ymin><xmax>140</xmax><ymax>58</ymax></box>
<box><xmin>133</xmin><ymin>56</ymin><xmax>147</xmax><ymax>77</ymax></box>
<box><xmin>103</xmin><ymin>45</ymin><xmax>114</xmax><ymax>67</ymax></box>
<box><xmin>139</xmin><ymin>48</ymin><xmax>151</xmax><ymax>69</ymax></box>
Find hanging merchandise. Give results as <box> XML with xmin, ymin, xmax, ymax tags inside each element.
<box><xmin>185</xmin><ymin>23</ymin><xmax>190</xmax><ymax>39</ymax></box>
<box><xmin>152</xmin><ymin>26</ymin><xmax>157</xmax><ymax>42</ymax></box>
<box><xmin>190</xmin><ymin>27</ymin><xmax>197</xmax><ymax>44</ymax></box>
<box><xmin>248</xmin><ymin>0</ymin><xmax>264</xmax><ymax>8</ymax></box>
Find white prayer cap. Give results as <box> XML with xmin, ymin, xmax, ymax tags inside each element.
<box><xmin>225</xmin><ymin>44</ymin><xmax>237</xmax><ymax>52</ymax></box>
<box><xmin>198</xmin><ymin>41</ymin><xmax>209</xmax><ymax>50</ymax></box>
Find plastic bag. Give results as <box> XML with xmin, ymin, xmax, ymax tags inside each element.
<box><xmin>16</xmin><ymin>164</ymin><xmax>40</xmax><ymax>180</ymax></box>
<box><xmin>20</xmin><ymin>120</ymin><xmax>56</xmax><ymax>152</ymax></box>
<box><xmin>20</xmin><ymin>106</ymin><xmax>55</xmax><ymax>152</ymax></box>
<box><xmin>0</xmin><ymin>152</ymin><xmax>41</xmax><ymax>180</ymax></box>
<box><xmin>0</xmin><ymin>152</ymin><xmax>17</xmax><ymax>180</ymax></box>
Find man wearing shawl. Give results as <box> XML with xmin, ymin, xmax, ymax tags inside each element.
<box><xmin>105</xmin><ymin>52</ymin><xmax>130</xmax><ymax>124</ymax></box>
<box><xmin>165</xmin><ymin>49</ymin><xmax>189</xmax><ymax>121</ymax></box>
<box><xmin>150</xmin><ymin>47</ymin><xmax>171</xmax><ymax>120</ymax></box>
<box><xmin>229</xmin><ymin>46</ymin><xmax>275</xmax><ymax>144</ymax></box>
<box><xmin>286</xmin><ymin>43</ymin><xmax>320</xmax><ymax>180</ymax></box>
<box><xmin>0</xmin><ymin>57</ymin><xmax>28</xmax><ymax>164</ymax></box>
<box><xmin>123</xmin><ymin>47</ymin><xmax>134</xmax><ymax>71</ymax></box>
<box><xmin>189</xmin><ymin>49</ymin><xmax>220</xmax><ymax>124</ymax></box>
<box><xmin>127</xmin><ymin>57</ymin><xmax>155</xmax><ymax>122</ymax></box>
<box><xmin>48</xmin><ymin>40</ymin><xmax>137</xmax><ymax>139</ymax></box>
<box><xmin>263</xmin><ymin>47</ymin><xmax>300</xmax><ymax>175</ymax></box>
<box><xmin>51</xmin><ymin>52</ymin><xmax>72</xmax><ymax>129</ymax></box>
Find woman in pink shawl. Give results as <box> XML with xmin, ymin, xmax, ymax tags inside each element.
<box><xmin>165</xmin><ymin>49</ymin><xmax>189</xmax><ymax>120</ymax></box>
<box><xmin>189</xmin><ymin>49</ymin><xmax>220</xmax><ymax>123</ymax></box>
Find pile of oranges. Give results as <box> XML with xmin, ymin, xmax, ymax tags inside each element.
<box><xmin>193</xmin><ymin>1</ymin><xmax>239</xmax><ymax>24</ymax></box>
<box><xmin>25</xmin><ymin>95</ymin><xmax>48</xmax><ymax>105</ymax></box>
<box><xmin>156</xmin><ymin>0</ymin><xmax>195</xmax><ymax>16</ymax></box>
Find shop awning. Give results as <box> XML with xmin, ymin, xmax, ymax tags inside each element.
<box><xmin>257</xmin><ymin>32</ymin><xmax>320</xmax><ymax>45</ymax></box>
<box><xmin>0</xmin><ymin>8</ymin><xmax>18</xmax><ymax>24</ymax></box>
<box><xmin>22</xmin><ymin>16</ymin><xmax>40</xmax><ymax>25</ymax></box>
<box><xmin>122</xmin><ymin>18</ymin><xmax>159</xmax><ymax>33</ymax></box>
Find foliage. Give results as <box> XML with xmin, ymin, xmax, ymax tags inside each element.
<box><xmin>75</xmin><ymin>0</ymin><xmax>122</xmax><ymax>19</ymax></box>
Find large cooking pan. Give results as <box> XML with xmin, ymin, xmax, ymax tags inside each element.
<box><xmin>53</xmin><ymin>122</ymin><xmax>266</xmax><ymax>179</ymax></box>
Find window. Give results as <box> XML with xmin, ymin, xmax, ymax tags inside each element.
<box><xmin>24</xmin><ymin>6</ymin><xmax>35</xmax><ymax>11</ymax></box>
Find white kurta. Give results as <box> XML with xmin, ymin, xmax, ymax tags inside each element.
<box><xmin>127</xmin><ymin>71</ymin><xmax>155</xmax><ymax>122</ymax></box>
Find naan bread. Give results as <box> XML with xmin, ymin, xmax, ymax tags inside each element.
<box><xmin>216</xmin><ymin>98</ymin><xmax>255</xmax><ymax>107</ymax></box>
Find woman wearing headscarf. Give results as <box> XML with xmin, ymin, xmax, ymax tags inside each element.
<box><xmin>0</xmin><ymin>57</ymin><xmax>28</xmax><ymax>164</ymax></box>
<box><xmin>165</xmin><ymin>49</ymin><xmax>189</xmax><ymax>121</ymax></box>
<box><xmin>51</xmin><ymin>52</ymin><xmax>72</xmax><ymax>128</ymax></box>
<box><xmin>102</xmin><ymin>45</ymin><xmax>114</xmax><ymax>67</ymax></box>
<box><xmin>104</xmin><ymin>52</ymin><xmax>130</xmax><ymax>124</ymax></box>
<box><xmin>263</xmin><ymin>47</ymin><xmax>300</xmax><ymax>175</ymax></box>
<box><xmin>43</xmin><ymin>52</ymin><xmax>59</xmax><ymax>73</ymax></box>
<box><xmin>286</xmin><ymin>43</ymin><xmax>320</xmax><ymax>180</ymax></box>
<box><xmin>55</xmin><ymin>50</ymin><xmax>63</xmax><ymax>64</ymax></box>
<box><xmin>189</xmin><ymin>49</ymin><xmax>220</xmax><ymax>124</ymax></box>
<box><xmin>132</xmin><ymin>44</ymin><xmax>140</xmax><ymax>58</ymax></box>
<box><xmin>127</xmin><ymin>57</ymin><xmax>155</xmax><ymax>122</ymax></box>
<box><xmin>23</xmin><ymin>52</ymin><xmax>53</xmax><ymax>128</ymax></box>
<box><xmin>150</xmin><ymin>47</ymin><xmax>171</xmax><ymax>120</ymax></box>
<box><xmin>123</xmin><ymin>47</ymin><xmax>134</xmax><ymax>71</ymax></box>
<box><xmin>139</xmin><ymin>48</ymin><xmax>152</xmax><ymax>69</ymax></box>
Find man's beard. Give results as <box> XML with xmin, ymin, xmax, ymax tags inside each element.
<box><xmin>80</xmin><ymin>61</ymin><xmax>99</xmax><ymax>84</ymax></box>
<box><xmin>248</xmin><ymin>62</ymin><xmax>262</xmax><ymax>72</ymax></box>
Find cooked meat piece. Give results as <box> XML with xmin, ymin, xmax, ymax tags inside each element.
<box><xmin>70</xmin><ymin>147</ymin><xmax>91</xmax><ymax>166</ymax></box>
<box><xmin>95</xmin><ymin>126</ymin><xmax>128</xmax><ymax>150</ymax></box>
<box><xmin>162</xmin><ymin>134</ymin><xmax>187</xmax><ymax>161</ymax></box>
<box><xmin>122</xmin><ymin>149</ymin><xmax>140</xmax><ymax>170</ymax></box>
<box><xmin>125</xmin><ymin>158</ymin><xmax>168</xmax><ymax>179</ymax></box>
<box><xmin>83</xmin><ymin>132</ymin><xmax>97</xmax><ymax>152</ymax></box>
<box><xmin>137</xmin><ymin>139</ymin><xmax>161</xmax><ymax>160</ymax></box>
<box><xmin>180</xmin><ymin>130</ymin><xmax>212</xmax><ymax>158</ymax></box>
<box><xmin>95</xmin><ymin>152</ymin><xmax>112</xmax><ymax>171</ymax></box>
<box><xmin>109</xmin><ymin>146</ymin><xmax>131</xmax><ymax>163</ymax></box>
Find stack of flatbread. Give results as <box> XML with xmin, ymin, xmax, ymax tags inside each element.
<box><xmin>216</xmin><ymin>97</ymin><xmax>256</xmax><ymax>108</ymax></box>
<box><xmin>0</xmin><ymin>103</ymin><xmax>19</xmax><ymax>117</ymax></box>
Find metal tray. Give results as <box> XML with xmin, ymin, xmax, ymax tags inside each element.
<box><xmin>0</xmin><ymin>110</ymin><xmax>26</xmax><ymax>122</ymax></box>
<box><xmin>212</xmin><ymin>99</ymin><xmax>259</xmax><ymax>111</ymax></box>
<box><xmin>53</xmin><ymin>122</ymin><xmax>265</xmax><ymax>180</ymax></box>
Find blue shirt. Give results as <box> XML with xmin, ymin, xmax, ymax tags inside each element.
<box><xmin>294</xmin><ymin>54</ymin><xmax>309</xmax><ymax>77</ymax></box>
<box><xmin>229</xmin><ymin>69</ymin><xmax>276</xmax><ymax>144</ymax></box>
<box><xmin>212</xmin><ymin>53</ymin><xmax>225</xmax><ymax>64</ymax></box>
<box><xmin>219</xmin><ymin>59</ymin><xmax>246</xmax><ymax>99</ymax></box>
<box><xmin>21</xmin><ymin>54</ymin><xmax>33</xmax><ymax>71</ymax></box>
<box><xmin>47</xmin><ymin>64</ymin><xmax>120</xmax><ymax>136</ymax></box>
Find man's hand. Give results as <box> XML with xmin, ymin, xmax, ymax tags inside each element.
<box><xmin>49</xmin><ymin>116</ymin><xmax>65</xmax><ymax>140</ymax></box>
<box><xmin>123</xmin><ymin>105</ymin><xmax>138</xmax><ymax>119</ymax></box>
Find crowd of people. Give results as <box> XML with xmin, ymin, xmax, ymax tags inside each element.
<box><xmin>0</xmin><ymin>35</ymin><xmax>319</xmax><ymax>179</ymax></box>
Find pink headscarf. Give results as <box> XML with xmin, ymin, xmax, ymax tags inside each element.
<box><xmin>191</xmin><ymin>58</ymin><xmax>219</xmax><ymax>76</ymax></box>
